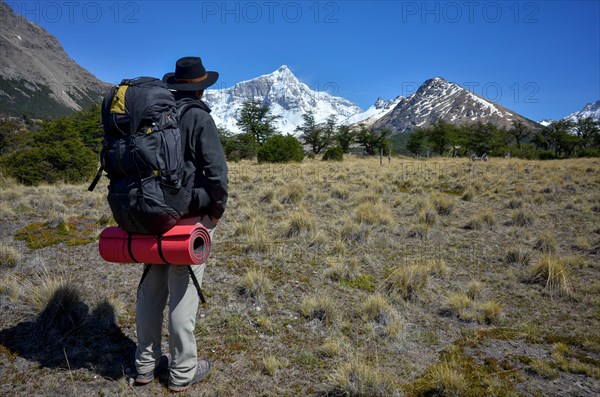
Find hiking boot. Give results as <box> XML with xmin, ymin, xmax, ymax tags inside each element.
<box><xmin>168</xmin><ymin>359</ymin><xmax>212</xmax><ymax>393</ymax></box>
<box><xmin>134</xmin><ymin>354</ymin><xmax>169</xmax><ymax>385</ymax></box>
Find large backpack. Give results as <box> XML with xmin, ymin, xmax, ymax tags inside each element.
<box><xmin>89</xmin><ymin>77</ymin><xmax>196</xmax><ymax>234</ymax></box>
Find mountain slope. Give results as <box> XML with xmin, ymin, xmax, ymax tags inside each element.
<box><xmin>341</xmin><ymin>96</ymin><xmax>403</xmax><ymax>126</ymax></box>
<box><xmin>372</xmin><ymin>77</ymin><xmax>538</xmax><ymax>133</ymax></box>
<box><xmin>565</xmin><ymin>100</ymin><xmax>600</xmax><ymax>122</ymax></box>
<box><xmin>0</xmin><ymin>1</ymin><xmax>110</xmax><ymax>118</ymax></box>
<box><xmin>203</xmin><ymin>65</ymin><xmax>363</xmax><ymax>134</ymax></box>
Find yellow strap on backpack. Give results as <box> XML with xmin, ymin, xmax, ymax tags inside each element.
<box><xmin>110</xmin><ymin>85</ymin><xmax>128</xmax><ymax>114</ymax></box>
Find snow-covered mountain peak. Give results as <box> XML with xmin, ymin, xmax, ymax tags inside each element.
<box><xmin>374</xmin><ymin>97</ymin><xmax>387</xmax><ymax>109</ymax></box>
<box><xmin>341</xmin><ymin>95</ymin><xmax>403</xmax><ymax>126</ymax></box>
<box><xmin>565</xmin><ymin>100</ymin><xmax>600</xmax><ymax>122</ymax></box>
<box><xmin>204</xmin><ymin>66</ymin><xmax>363</xmax><ymax>134</ymax></box>
<box><xmin>372</xmin><ymin>77</ymin><xmax>535</xmax><ymax>133</ymax></box>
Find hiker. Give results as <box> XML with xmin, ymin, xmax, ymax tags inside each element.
<box><xmin>134</xmin><ymin>56</ymin><xmax>228</xmax><ymax>392</ymax></box>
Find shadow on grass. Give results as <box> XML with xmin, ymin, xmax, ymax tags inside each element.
<box><xmin>0</xmin><ymin>286</ymin><xmax>136</xmax><ymax>380</ymax></box>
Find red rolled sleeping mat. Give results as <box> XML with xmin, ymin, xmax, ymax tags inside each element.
<box><xmin>98</xmin><ymin>217</ymin><xmax>211</xmax><ymax>265</ymax></box>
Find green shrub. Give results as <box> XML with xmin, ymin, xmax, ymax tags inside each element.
<box><xmin>257</xmin><ymin>135</ymin><xmax>304</xmax><ymax>163</ymax></box>
<box><xmin>0</xmin><ymin>105</ymin><xmax>101</xmax><ymax>185</ymax></box>
<box><xmin>577</xmin><ymin>148</ymin><xmax>600</xmax><ymax>158</ymax></box>
<box><xmin>322</xmin><ymin>146</ymin><xmax>344</xmax><ymax>161</ymax></box>
<box><xmin>538</xmin><ymin>150</ymin><xmax>557</xmax><ymax>160</ymax></box>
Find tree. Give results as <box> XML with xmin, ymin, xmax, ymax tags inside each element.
<box><xmin>296</xmin><ymin>110</ymin><xmax>326</xmax><ymax>154</ymax></box>
<box><xmin>463</xmin><ymin>121</ymin><xmax>504</xmax><ymax>155</ymax></box>
<box><xmin>574</xmin><ymin>117</ymin><xmax>600</xmax><ymax>149</ymax></box>
<box><xmin>0</xmin><ymin>119</ymin><xmax>30</xmax><ymax>156</ymax></box>
<box><xmin>236</xmin><ymin>100</ymin><xmax>280</xmax><ymax>145</ymax></box>
<box><xmin>509</xmin><ymin>119</ymin><xmax>532</xmax><ymax>149</ymax></box>
<box><xmin>536</xmin><ymin>120</ymin><xmax>577</xmax><ymax>157</ymax></box>
<box><xmin>257</xmin><ymin>135</ymin><xmax>304</xmax><ymax>163</ymax></box>
<box><xmin>426</xmin><ymin>120</ymin><xmax>453</xmax><ymax>156</ymax></box>
<box><xmin>335</xmin><ymin>124</ymin><xmax>355</xmax><ymax>153</ymax></box>
<box><xmin>218</xmin><ymin>128</ymin><xmax>256</xmax><ymax>161</ymax></box>
<box><xmin>406</xmin><ymin>128</ymin><xmax>428</xmax><ymax>156</ymax></box>
<box><xmin>355</xmin><ymin>124</ymin><xmax>391</xmax><ymax>155</ymax></box>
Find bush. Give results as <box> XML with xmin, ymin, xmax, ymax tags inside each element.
<box><xmin>257</xmin><ymin>135</ymin><xmax>304</xmax><ymax>163</ymax></box>
<box><xmin>322</xmin><ymin>146</ymin><xmax>344</xmax><ymax>161</ymax></box>
<box><xmin>0</xmin><ymin>105</ymin><xmax>101</xmax><ymax>185</ymax></box>
<box><xmin>538</xmin><ymin>150</ymin><xmax>557</xmax><ymax>160</ymax></box>
<box><xmin>577</xmin><ymin>148</ymin><xmax>600</xmax><ymax>158</ymax></box>
<box><xmin>2</xmin><ymin>136</ymin><xmax>96</xmax><ymax>185</ymax></box>
<box><xmin>221</xmin><ymin>131</ymin><xmax>257</xmax><ymax>162</ymax></box>
<box><xmin>507</xmin><ymin>144</ymin><xmax>539</xmax><ymax>160</ymax></box>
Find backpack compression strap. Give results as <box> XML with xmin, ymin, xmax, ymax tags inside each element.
<box><xmin>88</xmin><ymin>166</ymin><xmax>103</xmax><ymax>192</ymax></box>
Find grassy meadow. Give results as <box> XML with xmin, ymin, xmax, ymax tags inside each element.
<box><xmin>0</xmin><ymin>156</ymin><xmax>599</xmax><ymax>396</ymax></box>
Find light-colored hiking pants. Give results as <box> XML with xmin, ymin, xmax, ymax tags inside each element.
<box><xmin>135</xmin><ymin>218</ymin><xmax>215</xmax><ymax>385</ymax></box>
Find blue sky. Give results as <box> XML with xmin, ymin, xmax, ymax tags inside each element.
<box><xmin>6</xmin><ymin>0</ymin><xmax>600</xmax><ymax>121</ymax></box>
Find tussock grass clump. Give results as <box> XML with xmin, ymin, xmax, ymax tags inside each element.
<box><xmin>327</xmin><ymin>258</ymin><xmax>361</xmax><ymax>282</ymax></box>
<box><xmin>235</xmin><ymin>217</ymin><xmax>272</xmax><ymax>253</ymax></box>
<box><xmin>259</xmin><ymin>188</ymin><xmax>275</xmax><ymax>203</ymax></box>
<box><xmin>573</xmin><ymin>237</ymin><xmax>592</xmax><ymax>251</ymax></box>
<box><xmin>466</xmin><ymin>280</ymin><xmax>484</xmax><ymax>300</ymax></box>
<box><xmin>319</xmin><ymin>335</ymin><xmax>350</xmax><ymax>358</ymax></box>
<box><xmin>340</xmin><ymin>219</ymin><xmax>370</xmax><ymax>243</ymax></box>
<box><xmin>0</xmin><ymin>243</ymin><xmax>22</xmax><ymax>268</ymax></box>
<box><xmin>237</xmin><ymin>269</ymin><xmax>272</xmax><ymax>300</ymax></box>
<box><xmin>512</xmin><ymin>208</ymin><xmax>535</xmax><ymax>227</ymax></box>
<box><xmin>527</xmin><ymin>358</ymin><xmax>559</xmax><ymax>379</ymax></box>
<box><xmin>507</xmin><ymin>198</ymin><xmax>523</xmax><ymax>209</ymax></box>
<box><xmin>407</xmin><ymin>224</ymin><xmax>431</xmax><ymax>239</ymax></box>
<box><xmin>419</xmin><ymin>207</ymin><xmax>437</xmax><ymax>226</ymax></box>
<box><xmin>326</xmin><ymin>258</ymin><xmax>375</xmax><ymax>291</ymax></box>
<box><xmin>328</xmin><ymin>357</ymin><xmax>398</xmax><ymax>397</ymax></box>
<box><xmin>431</xmin><ymin>193</ymin><xmax>455</xmax><ymax>215</ymax></box>
<box><xmin>301</xmin><ymin>294</ymin><xmax>336</xmax><ymax>325</ymax></box>
<box><xmin>360</xmin><ymin>293</ymin><xmax>402</xmax><ymax>337</ymax></box>
<box><xmin>247</xmin><ymin>231</ymin><xmax>272</xmax><ymax>253</ymax></box>
<box><xmin>533</xmin><ymin>231</ymin><xmax>557</xmax><ymax>254</ymax></box>
<box><xmin>262</xmin><ymin>355</ymin><xmax>288</xmax><ymax>376</ymax></box>
<box><xmin>283</xmin><ymin>211</ymin><xmax>316</xmax><ymax>238</ymax></box>
<box><xmin>383</xmin><ymin>264</ymin><xmax>429</xmax><ymax>301</ymax></box>
<box><xmin>505</xmin><ymin>248</ymin><xmax>532</xmax><ymax>266</ymax></box>
<box><xmin>424</xmin><ymin>258</ymin><xmax>449</xmax><ymax>276</ymax></box>
<box><xmin>461</xmin><ymin>187</ymin><xmax>475</xmax><ymax>201</ymax></box>
<box><xmin>279</xmin><ymin>183</ymin><xmax>304</xmax><ymax>204</ymax></box>
<box><xmin>355</xmin><ymin>202</ymin><xmax>391</xmax><ymax>225</ymax></box>
<box><xmin>355</xmin><ymin>191</ymin><xmax>379</xmax><ymax>204</ymax></box>
<box><xmin>446</xmin><ymin>293</ymin><xmax>473</xmax><ymax>321</ymax></box>
<box><xmin>417</xmin><ymin>359</ymin><xmax>468</xmax><ymax>397</ymax></box>
<box><xmin>0</xmin><ymin>275</ymin><xmax>22</xmax><ymax>302</ymax></box>
<box><xmin>331</xmin><ymin>184</ymin><xmax>350</xmax><ymax>200</ymax></box>
<box><xmin>477</xmin><ymin>300</ymin><xmax>503</xmax><ymax>325</ymax></box>
<box><xmin>24</xmin><ymin>272</ymin><xmax>87</xmax><ymax>332</ymax></box>
<box><xmin>464</xmin><ymin>209</ymin><xmax>496</xmax><ymax>230</ymax></box>
<box><xmin>528</xmin><ymin>254</ymin><xmax>571</xmax><ymax>296</ymax></box>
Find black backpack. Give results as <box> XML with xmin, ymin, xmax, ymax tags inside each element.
<box><xmin>89</xmin><ymin>77</ymin><xmax>196</xmax><ymax>234</ymax></box>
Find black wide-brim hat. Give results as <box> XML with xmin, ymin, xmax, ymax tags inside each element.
<box><xmin>162</xmin><ymin>56</ymin><xmax>219</xmax><ymax>91</ymax></box>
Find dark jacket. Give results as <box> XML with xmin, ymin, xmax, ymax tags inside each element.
<box><xmin>175</xmin><ymin>93</ymin><xmax>228</xmax><ymax>219</ymax></box>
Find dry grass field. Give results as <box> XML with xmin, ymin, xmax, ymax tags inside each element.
<box><xmin>1</xmin><ymin>156</ymin><xmax>599</xmax><ymax>396</ymax></box>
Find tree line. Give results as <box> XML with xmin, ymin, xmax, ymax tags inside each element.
<box><xmin>406</xmin><ymin>118</ymin><xmax>600</xmax><ymax>159</ymax></box>
<box><xmin>2</xmin><ymin>99</ymin><xmax>598</xmax><ymax>186</ymax></box>
<box><xmin>220</xmin><ymin>99</ymin><xmax>392</xmax><ymax>162</ymax></box>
